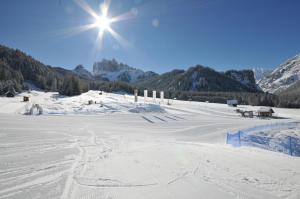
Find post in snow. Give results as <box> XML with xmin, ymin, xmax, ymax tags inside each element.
<box><xmin>160</xmin><ymin>91</ymin><xmax>164</xmax><ymax>102</ymax></box>
<box><xmin>153</xmin><ymin>90</ymin><xmax>156</xmax><ymax>101</ymax></box>
<box><xmin>134</xmin><ymin>89</ymin><xmax>138</xmax><ymax>102</ymax></box>
<box><xmin>144</xmin><ymin>90</ymin><xmax>148</xmax><ymax>102</ymax></box>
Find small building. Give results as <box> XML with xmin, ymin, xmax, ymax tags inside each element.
<box><xmin>257</xmin><ymin>107</ymin><xmax>274</xmax><ymax>117</ymax></box>
<box><xmin>227</xmin><ymin>99</ymin><xmax>238</xmax><ymax>107</ymax></box>
<box><xmin>23</xmin><ymin>96</ymin><xmax>30</xmax><ymax>102</ymax></box>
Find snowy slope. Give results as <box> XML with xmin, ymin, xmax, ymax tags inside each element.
<box><xmin>252</xmin><ymin>67</ymin><xmax>272</xmax><ymax>83</ymax></box>
<box><xmin>259</xmin><ymin>54</ymin><xmax>300</xmax><ymax>93</ymax></box>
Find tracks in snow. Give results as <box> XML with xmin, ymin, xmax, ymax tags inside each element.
<box><xmin>75</xmin><ymin>177</ymin><xmax>157</xmax><ymax>188</ymax></box>
<box><xmin>60</xmin><ymin>127</ymin><xmax>116</xmax><ymax>199</ymax></box>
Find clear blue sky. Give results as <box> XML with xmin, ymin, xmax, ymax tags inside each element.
<box><xmin>1</xmin><ymin>0</ymin><xmax>300</xmax><ymax>73</ymax></box>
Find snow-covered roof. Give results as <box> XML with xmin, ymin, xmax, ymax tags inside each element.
<box><xmin>258</xmin><ymin>107</ymin><xmax>274</xmax><ymax>113</ymax></box>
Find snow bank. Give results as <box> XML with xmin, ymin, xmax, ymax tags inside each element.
<box><xmin>128</xmin><ymin>104</ymin><xmax>164</xmax><ymax>113</ymax></box>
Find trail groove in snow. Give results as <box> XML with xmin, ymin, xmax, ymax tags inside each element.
<box><xmin>75</xmin><ymin>177</ymin><xmax>158</xmax><ymax>188</ymax></box>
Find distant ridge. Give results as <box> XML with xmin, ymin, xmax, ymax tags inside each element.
<box><xmin>134</xmin><ymin>65</ymin><xmax>259</xmax><ymax>92</ymax></box>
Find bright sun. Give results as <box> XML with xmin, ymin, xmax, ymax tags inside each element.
<box><xmin>74</xmin><ymin>0</ymin><xmax>132</xmax><ymax>48</ymax></box>
<box><xmin>95</xmin><ymin>15</ymin><xmax>111</xmax><ymax>31</ymax></box>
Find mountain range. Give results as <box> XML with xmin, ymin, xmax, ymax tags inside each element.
<box><xmin>74</xmin><ymin>59</ymin><xmax>259</xmax><ymax>93</ymax></box>
<box><xmin>1</xmin><ymin>44</ymin><xmax>300</xmax><ymax>98</ymax></box>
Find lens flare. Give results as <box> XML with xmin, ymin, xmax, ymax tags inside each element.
<box><xmin>73</xmin><ymin>0</ymin><xmax>136</xmax><ymax>49</ymax></box>
<box><xmin>95</xmin><ymin>15</ymin><xmax>111</xmax><ymax>31</ymax></box>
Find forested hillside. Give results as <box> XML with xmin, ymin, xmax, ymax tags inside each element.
<box><xmin>0</xmin><ymin>45</ymin><xmax>134</xmax><ymax>96</ymax></box>
<box><xmin>135</xmin><ymin>66</ymin><xmax>260</xmax><ymax>92</ymax></box>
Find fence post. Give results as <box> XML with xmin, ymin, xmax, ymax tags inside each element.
<box><xmin>226</xmin><ymin>133</ymin><xmax>229</xmax><ymax>144</ymax></box>
<box><xmin>288</xmin><ymin>136</ymin><xmax>293</xmax><ymax>156</ymax></box>
<box><xmin>134</xmin><ymin>89</ymin><xmax>138</xmax><ymax>102</ymax></box>
<box><xmin>238</xmin><ymin>131</ymin><xmax>241</xmax><ymax>147</ymax></box>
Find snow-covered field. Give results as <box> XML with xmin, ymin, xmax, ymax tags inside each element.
<box><xmin>0</xmin><ymin>91</ymin><xmax>300</xmax><ymax>199</ymax></box>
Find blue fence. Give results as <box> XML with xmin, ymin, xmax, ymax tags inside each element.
<box><xmin>226</xmin><ymin>123</ymin><xmax>300</xmax><ymax>157</ymax></box>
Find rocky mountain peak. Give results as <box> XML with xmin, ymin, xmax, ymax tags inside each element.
<box><xmin>92</xmin><ymin>59</ymin><xmax>158</xmax><ymax>83</ymax></box>
<box><xmin>73</xmin><ymin>65</ymin><xmax>93</xmax><ymax>80</ymax></box>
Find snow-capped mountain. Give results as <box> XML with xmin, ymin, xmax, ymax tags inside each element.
<box><xmin>93</xmin><ymin>59</ymin><xmax>158</xmax><ymax>82</ymax></box>
<box><xmin>252</xmin><ymin>67</ymin><xmax>272</xmax><ymax>83</ymax></box>
<box><xmin>259</xmin><ymin>54</ymin><xmax>300</xmax><ymax>93</ymax></box>
<box><xmin>73</xmin><ymin>65</ymin><xmax>93</xmax><ymax>80</ymax></box>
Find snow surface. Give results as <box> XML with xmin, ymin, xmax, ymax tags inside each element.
<box><xmin>0</xmin><ymin>91</ymin><xmax>300</xmax><ymax>199</ymax></box>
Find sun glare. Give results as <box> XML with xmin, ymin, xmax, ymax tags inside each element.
<box><xmin>95</xmin><ymin>15</ymin><xmax>111</xmax><ymax>31</ymax></box>
<box><xmin>73</xmin><ymin>0</ymin><xmax>135</xmax><ymax>49</ymax></box>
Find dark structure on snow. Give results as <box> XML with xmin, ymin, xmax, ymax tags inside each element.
<box><xmin>23</xmin><ymin>96</ymin><xmax>29</xmax><ymax>102</ymax></box>
<box><xmin>257</xmin><ymin>107</ymin><xmax>274</xmax><ymax>117</ymax></box>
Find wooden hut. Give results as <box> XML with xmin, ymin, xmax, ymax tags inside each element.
<box><xmin>257</xmin><ymin>107</ymin><xmax>274</xmax><ymax>117</ymax></box>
